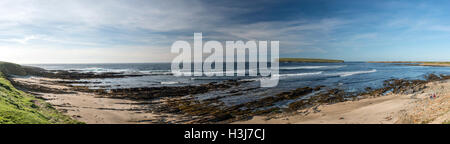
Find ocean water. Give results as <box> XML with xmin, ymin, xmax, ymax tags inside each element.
<box><xmin>26</xmin><ymin>62</ymin><xmax>450</xmax><ymax>106</ymax></box>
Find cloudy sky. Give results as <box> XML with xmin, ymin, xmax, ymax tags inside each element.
<box><xmin>2</xmin><ymin>0</ymin><xmax>450</xmax><ymax>63</ymax></box>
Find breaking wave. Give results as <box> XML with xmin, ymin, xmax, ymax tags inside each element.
<box><xmin>328</xmin><ymin>69</ymin><xmax>377</xmax><ymax>77</ymax></box>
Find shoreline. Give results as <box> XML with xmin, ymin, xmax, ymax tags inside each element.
<box><xmin>10</xmin><ymin>73</ymin><xmax>450</xmax><ymax>124</ymax></box>
<box><xmin>11</xmin><ymin>76</ymin><xmax>189</xmax><ymax>124</ymax></box>
<box><xmin>418</xmin><ymin>63</ymin><xmax>450</xmax><ymax>67</ymax></box>
<box><xmin>236</xmin><ymin>80</ymin><xmax>450</xmax><ymax>124</ymax></box>
<box><xmin>3</xmin><ymin>62</ymin><xmax>449</xmax><ymax>124</ymax></box>
<box><xmin>368</xmin><ymin>61</ymin><xmax>450</xmax><ymax>67</ymax></box>
<box><xmin>10</xmin><ymin>76</ymin><xmax>255</xmax><ymax>124</ymax></box>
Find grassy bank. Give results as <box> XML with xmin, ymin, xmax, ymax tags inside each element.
<box><xmin>279</xmin><ymin>58</ymin><xmax>344</xmax><ymax>63</ymax></box>
<box><xmin>0</xmin><ymin>62</ymin><xmax>80</xmax><ymax>124</ymax></box>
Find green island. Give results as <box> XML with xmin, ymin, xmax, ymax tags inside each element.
<box><xmin>0</xmin><ymin>62</ymin><xmax>81</xmax><ymax>124</ymax></box>
<box><xmin>278</xmin><ymin>58</ymin><xmax>344</xmax><ymax>63</ymax></box>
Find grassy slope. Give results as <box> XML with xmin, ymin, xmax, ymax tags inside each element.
<box><xmin>0</xmin><ymin>62</ymin><xmax>81</xmax><ymax>124</ymax></box>
<box><xmin>279</xmin><ymin>58</ymin><xmax>344</xmax><ymax>63</ymax></box>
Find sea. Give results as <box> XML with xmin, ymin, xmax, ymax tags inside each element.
<box><xmin>25</xmin><ymin>62</ymin><xmax>450</xmax><ymax>106</ymax></box>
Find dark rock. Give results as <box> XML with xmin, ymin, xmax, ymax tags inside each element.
<box><xmin>211</xmin><ymin>113</ymin><xmax>233</xmax><ymax>122</ymax></box>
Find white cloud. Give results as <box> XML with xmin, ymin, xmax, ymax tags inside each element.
<box><xmin>0</xmin><ymin>0</ymin><xmax>220</xmax><ymax>32</ymax></box>
<box><xmin>0</xmin><ymin>0</ymin><xmax>223</xmax><ymax>63</ymax></box>
<box><xmin>213</xmin><ymin>18</ymin><xmax>348</xmax><ymax>55</ymax></box>
<box><xmin>0</xmin><ymin>0</ymin><xmax>347</xmax><ymax>63</ymax></box>
<box><xmin>0</xmin><ymin>45</ymin><xmax>177</xmax><ymax>64</ymax></box>
<box><xmin>0</xmin><ymin>35</ymin><xmax>39</xmax><ymax>44</ymax></box>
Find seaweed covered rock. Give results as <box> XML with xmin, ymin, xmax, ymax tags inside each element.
<box><xmin>69</xmin><ymin>80</ymin><xmax>249</xmax><ymax>100</ymax></box>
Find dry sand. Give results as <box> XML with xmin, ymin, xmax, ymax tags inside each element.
<box><xmin>236</xmin><ymin>80</ymin><xmax>450</xmax><ymax>124</ymax></box>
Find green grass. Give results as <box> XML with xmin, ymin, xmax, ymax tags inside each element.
<box><xmin>278</xmin><ymin>58</ymin><xmax>344</xmax><ymax>63</ymax></box>
<box><xmin>0</xmin><ymin>62</ymin><xmax>81</xmax><ymax>124</ymax></box>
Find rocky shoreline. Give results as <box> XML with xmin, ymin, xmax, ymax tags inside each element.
<box><xmin>237</xmin><ymin>78</ymin><xmax>450</xmax><ymax>124</ymax></box>
<box><xmin>9</xmin><ymin>66</ymin><xmax>450</xmax><ymax>123</ymax></box>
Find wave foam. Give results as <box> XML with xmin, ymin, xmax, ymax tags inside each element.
<box><xmin>275</xmin><ymin>71</ymin><xmax>323</xmax><ymax>77</ymax></box>
<box><xmin>71</xmin><ymin>68</ymin><xmax>173</xmax><ymax>75</ymax></box>
<box><xmin>160</xmin><ymin>81</ymin><xmax>180</xmax><ymax>85</ymax></box>
<box><xmin>172</xmin><ymin>69</ymin><xmax>258</xmax><ymax>76</ymax></box>
<box><xmin>331</xmin><ymin>69</ymin><xmax>377</xmax><ymax>77</ymax></box>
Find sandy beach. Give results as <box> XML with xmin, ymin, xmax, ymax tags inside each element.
<box><xmin>11</xmin><ymin>77</ymin><xmax>186</xmax><ymax>124</ymax></box>
<box><xmin>236</xmin><ymin>80</ymin><xmax>450</xmax><ymax>124</ymax></box>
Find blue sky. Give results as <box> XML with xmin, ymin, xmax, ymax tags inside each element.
<box><xmin>1</xmin><ymin>0</ymin><xmax>450</xmax><ymax>63</ymax></box>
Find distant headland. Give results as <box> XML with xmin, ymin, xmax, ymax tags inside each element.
<box><xmin>368</xmin><ymin>61</ymin><xmax>450</xmax><ymax>67</ymax></box>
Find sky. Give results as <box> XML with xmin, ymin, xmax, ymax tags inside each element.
<box><xmin>2</xmin><ymin>0</ymin><xmax>450</xmax><ymax>63</ymax></box>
